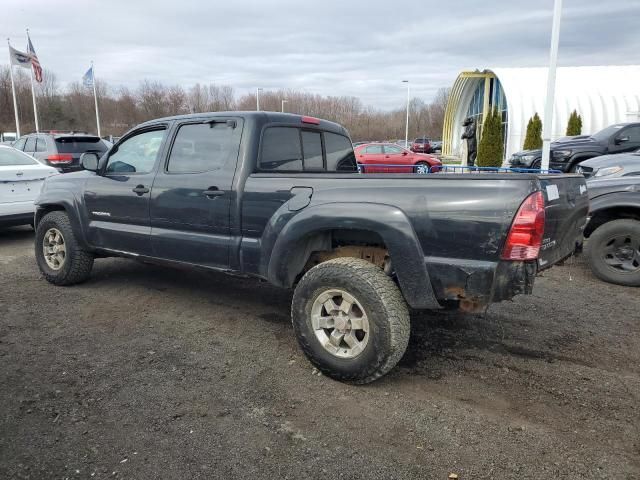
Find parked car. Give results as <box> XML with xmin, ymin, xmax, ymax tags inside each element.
<box><xmin>584</xmin><ymin>175</ymin><xmax>640</xmax><ymax>286</ymax></box>
<box><xmin>12</xmin><ymin>132</ymin><xmax>110</xmax><ymax>173</ymax></box>
<box><xmin>1</xmin><ymin>132</ymin><xmax>17</xmax><ymax>145</ymax></box>
<box><xmin>577</xmin><ymin>150</ymin><xmax>640</xmax><ymax>178</ymax></box>
<box><xmin>355</xmin><ymin>142</ymin><xmax>441</xmax><ymax>173</ymax></box>
<box><xmin>411</xmin><ymin>137</ymin><xmax>431</xmax><ymax>153</ymax></box>
<box><xmin>33</xmin><ymin>111</ymin><xmax>588</xmax><ymax>383</ymax></box>
<box><xmin>0</xmin><ymin>146</ymin><xmax>58</xmax><ymax>228</ymax></box>
<box><xmin>510</xmin><ymin>122</ymin><xmax>640</xmax><ymax>172</ymax></box>
<box><xmin>430</xmin><ymin>140</ymin><xmax>443</xmax><ymax>154</ymax></box>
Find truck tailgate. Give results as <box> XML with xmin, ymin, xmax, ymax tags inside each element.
<box><xmin>537</xmin><ymin>174</ymin><xmax>589</xmax><ymax>270</ymax></box>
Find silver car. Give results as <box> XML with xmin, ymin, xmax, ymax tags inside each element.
<box><xmin>578</xmin><ymin>150</ymin><xmax>640</xmax><ymax>178</ymax></box>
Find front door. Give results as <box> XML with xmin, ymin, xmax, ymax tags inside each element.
<box><xmin>610</xmin><ymin>126</ymin><xmax>640</xmax><ymax>154</ymax></box>
<box><xmin>83</xmin><ymin>127</ymin><xmax>168</xmax><ymax>255</ymax></box>
<box><xmin>149</xmin><ymin>118</ymin><xmax>242</xmax><ymax>269</ymax></box>
<box><xmin>382</xmin><ymin>144</ymin><xmax>412</xmax><ymax>172</ymax></box>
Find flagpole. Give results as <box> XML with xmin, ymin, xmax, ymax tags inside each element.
<box><xmin>7</xmin><ymin>39</ymin><xmax>21</xmax><ymax>138</ymax></box>
<box><xmin>26</xmin><ymin>29</ymin><xmax>39</xmax><ymax>133</ymax></box>
<box><xmin>91</xmin><ymin>61</ymin><xmax>101</xmax><ymax>137</ymax></box>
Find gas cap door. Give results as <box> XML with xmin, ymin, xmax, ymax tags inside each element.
<box><xmin>288</xmin><ymin>186</ymin><xmax>313</xmax><ymax>211</ymax></box>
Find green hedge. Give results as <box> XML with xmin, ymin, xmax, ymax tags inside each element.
<box><xmin>523</xmin><ymin>113</ymin><xmax>543</xmax><ymax>150</ymax></box>
<box><xmin>477</xmin><ymin>108</ymin><xmax>504</xmax><ymax>167</ymax></box>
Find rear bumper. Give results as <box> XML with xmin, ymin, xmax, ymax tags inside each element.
<box><xmin>424</xmin><ymin>257</ymin><xmax>536</xmax><ymax>312</ymax></box>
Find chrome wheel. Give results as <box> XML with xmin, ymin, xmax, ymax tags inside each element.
<box><xmin>311</xmin><ymin>289</ymin><xmax>369</xmax><ymax>359</ymax></box>
<box><xmin>415</xmin><ymin>163</ymin><xmax>429</xmax><ymax>174</ymax></box>
<box><xmin>43</xmin><ymin>228</ymin><xmax>66</xmax><ymax>270</ymax></box>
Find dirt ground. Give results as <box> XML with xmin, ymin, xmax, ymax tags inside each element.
<box><xmin>1</xmin><ymin>225</ymin><xmax>638</xmax><ymax>479</ymax></box>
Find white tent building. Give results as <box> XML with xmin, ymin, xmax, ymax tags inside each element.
<box><xmin>442</xmin><ymin>66</ymin><xmax>640</xmax><ymax>161</ymax></box>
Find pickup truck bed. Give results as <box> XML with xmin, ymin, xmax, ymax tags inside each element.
<box><xmin>33</xmin><ymin>111</ymin><xmax>589</xmax><ymax>383</ymax></box>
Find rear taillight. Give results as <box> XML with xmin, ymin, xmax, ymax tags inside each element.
<box><xmin>47</xmin><ymin>154</ymin><xmax>73</xmax><ymax>164</ymax></box>
<box><xmin>501</xmin><ymin>191</ymin><xmax>545</xmax><ymax>261</ymax></box>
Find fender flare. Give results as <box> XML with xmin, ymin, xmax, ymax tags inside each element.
<box><xmin>35</xmin><ymin>191</ymin><xmax>90</xmax><ymax>249</ymax></box>
<box><xmin>264</xmin><ymin>202</ymin><xmax>440</xmax><ymax>309</ymax></box>
<box><xmin>585</xmin><ymin>192</ymin><xmax>640</xmax><ymax>236</ymax></box>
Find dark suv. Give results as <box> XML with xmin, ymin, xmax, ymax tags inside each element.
<box><xmin>510</xmin><ymin>122</ymin><xmax>640</xmax><ymax>172</ymax></box>
<box><xmin>12</xmin><ymin>132</ymin><xmax>109</xmax><ymax>173</ymax></box>
<box><xmin>411</xmin><ymin>137</ymin><xmax>431</xmax><ymax>154</ymax></box>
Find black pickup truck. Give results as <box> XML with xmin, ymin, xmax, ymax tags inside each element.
<box><xmin>509</xmin><ymin>122</ymin><xmax>640</xmax><ymax>172</ymax></box>
<box><xmin>33</xmin><ymin>112</ymin><xmax>589</xmax><ymax>383</ymax></box>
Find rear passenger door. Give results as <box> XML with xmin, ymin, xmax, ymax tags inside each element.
<box><xmin>149</xmin><ymin>118</ymin><xmax>243</xmax><ymax>269</ymax></box>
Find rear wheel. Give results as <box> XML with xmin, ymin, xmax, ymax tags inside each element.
<box><xmin>585</xmin><ymin>219</ymin><xmax>640</xmax><ymax>287</ymax></box>
<box><xmin>291</xmin><ymin>258</ymin><xmax>410</xmax><ymax>384</ymax></box>
<box><xmin>35</xmin><ymin>211</ymin><xmax>94</xmax><ymax>286</ymax></box>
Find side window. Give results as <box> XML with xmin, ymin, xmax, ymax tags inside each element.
<box><xmin>364</xmin><ymin>145</ymin><xmax>383</xmax><ymax>154</ymax></box>
<box><xmin>384</xmin><ymin>145</ymin><xmax>403</xmax><ymax>154</ymax></box>
<box><xmin>35</xmin><ymin>137</ymin><xmax>47</xmax><ymax>152</ymax></box>
<box><xmin>259</xmin><ymin>127</ymin><xmax>302</xmax><ymax>171</ymax></box>
<box><xmin>13</xmin><ymin>138</ymin><xmax>26</xmax><ymax>151</ymax></box>
<box><xmin>623</xmin><ymin>127</ymin><xmax>640</xmax><ymax>142</ymax></box>
<box><xmin>24</xmin><ymin>137</ymin><xmax>36</xmax><ymax>152</ymax></box>
<box><xmin>105</xmin><ymin>129</ymin><xmax>166</xmax><ymax>174</ymax></box>
<box><xmin>301</xmin><ymin>131</ymin><xmax>323</xmax><ymax>170</ymax></box>
<box><xmin>325</xmin><ymin>133</ymin><xmax>357</xmax><ymax>172</ymax></box>
<box><xmin>167</xmin><ymin>122</ymin><xmax>237</xmax><ymax>173</ymax></box>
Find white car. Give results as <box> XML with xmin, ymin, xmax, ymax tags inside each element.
<box><xmin>0</xmin><ymin>146</ymin><xmax>58</xmax><ymax>228</ymax></box>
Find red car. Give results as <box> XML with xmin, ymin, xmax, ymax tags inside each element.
<box><xmin>411</xmin><ymin>137</ymin><xmax>431</xmax><ymax>153</ymax></box>
<box><xmin>355</xmin><ymin>143</ymin><xmax>441</xmax><ymax>173</ymax></box>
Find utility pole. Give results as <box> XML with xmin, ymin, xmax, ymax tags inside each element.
<box><xmin>256</xmin><ymin>87</ymin><xmax>263</xmax><ymax>111</ymax></box>
<box><xmin>541</xmin><ymin>0</ymin><xmax>563</xmax><ymax>171</ymax></box>
<box><xmin>402</xmin><ymin>80</ymin><xmax>409</xmax><ymax>147</ymax></box>
<box><xmin>281</xmin><ymin>99</ymin><xmax>288</xmax><ymax>112</ymax></box>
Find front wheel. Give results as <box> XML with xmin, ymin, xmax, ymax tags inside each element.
<box><xmin>291</xmin><ymin>257</ymin><xmax>410</xmax><ymax>384</ymax></box>
<box><xmin>414</xmin><ymin>162</ymin><xmax>430</xmax><ymax>174</ymax></box>
<box><xmin>35</xmin><ymin>211</ymin><xmax>94</xmax><ymax>286</ymax></box>
<box><xmin>585</xmin><ymin>219</ymin><xmax>640</xmax><ymax>287</ymax></box>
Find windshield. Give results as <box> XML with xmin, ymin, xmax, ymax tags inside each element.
<box><xmin>591</xmin><ymin>124</ymin><xmax>625</xmax><ymax>141</ymax></box>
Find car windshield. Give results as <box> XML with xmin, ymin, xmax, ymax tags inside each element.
<box><xmin>591</xmin><ymin>124</ymin><xmax>626</xmax><ymax>141</ymax></box>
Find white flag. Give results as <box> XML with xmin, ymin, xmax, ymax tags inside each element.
<box><xmin>9</xmin><ymin>45</ymin><xmax>32</xmax><ymax>69</ymax></box>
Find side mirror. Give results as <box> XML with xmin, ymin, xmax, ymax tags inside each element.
<box><xmin>80</xmin><ymin>152</ymin><xmax>99</xmax><ymax>172</ymax></box>
<box><xmin>402</xmin><ymin>151</ymin><xmax>408</xmax><ymax>156</ymax></box>
<box><xmin>615</xmin><ymin>136</ymin><xmax>630</xmax><ymax>145</ymax></box>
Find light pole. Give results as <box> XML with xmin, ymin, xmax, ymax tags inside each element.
<box><xmin>281</xmin><ymin>99</ymin><xmax>288</xmax><ymax>113</ymax></box>
<box><xmin>256</xmin><ymin>87</ymin><xmax>263</xmax><ymax>111</ymax></box>
<box><xmin>541</xmin><ymin>0</ymin><xmax>563</xmax><ymax>171</ymax></box>
<box><xmin>402</xmin><ymin>80</ymin><xmax>410</xmax><ymax>147</ymax></box>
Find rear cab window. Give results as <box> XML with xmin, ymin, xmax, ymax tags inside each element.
<box><xmin>258</xmin><ymin>126</ymin><xmax>357</xmax><ymax>173</ymax></box>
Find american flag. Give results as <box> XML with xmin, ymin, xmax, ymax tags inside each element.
<box><xmin>27</xmin><ymin>34</ymin><xmax>43</xmax><ymax>83</ymax></box>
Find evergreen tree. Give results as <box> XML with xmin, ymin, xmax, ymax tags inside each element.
<box><xmin>477</xmin><ymin>108</ymin><xmax>504</xmax><ymax>167</ymax></box>
<box><xmin>523</xmin><ymin>113</ymin><xmax>543</xmax><ymax>150</ymax></box>
<box><xmin>566</xmin><ymin>110</ymin><xmax>583</xmax><ymax>136</ymax></box>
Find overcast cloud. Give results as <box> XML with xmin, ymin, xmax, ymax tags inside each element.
<box><xmin>3</xmin><ymin>0</ymin><xmax>639</xmax><ymax>109</ymax></box>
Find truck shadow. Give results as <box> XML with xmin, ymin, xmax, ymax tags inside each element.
<box><xmin>0</xmin><ymin>225</ymin><xmax>34</xmax><ymax>242</ymax></box>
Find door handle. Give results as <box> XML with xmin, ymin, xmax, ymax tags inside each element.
<box><xmin>203</xmin><ymin>187</ymin><xmax>225</xmax><ymax>198</ymax></box>
<box><xmin>132</xmin><ymin>185</ymin><xmax>149</xmax><ymax>195</ymax></box>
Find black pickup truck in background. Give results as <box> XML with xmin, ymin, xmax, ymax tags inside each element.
<box><xmin>510</xmin><ymin>122</ymin><xmax>640</xmax><ymax>172</ymax></box>
<box><xmin>33</xmin><ymin>112</ymin><xmax>589</xmax><ymax>383</ymax></box>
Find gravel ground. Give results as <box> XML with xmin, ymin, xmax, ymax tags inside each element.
<box><xmin>1</xmin><ymin>226</ymin><xmax>639</xmax><ymax>479</ymax></box>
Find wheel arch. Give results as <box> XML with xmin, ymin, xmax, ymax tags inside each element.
<box><xmin>264</xmin><ymin>203</ymin><xmax>440</xmax><ymax>309</ymax></box>
<box><xmin>585</xmin><ymin>204</ymin><xmax>640</xmax><ymax>237</ymax></box>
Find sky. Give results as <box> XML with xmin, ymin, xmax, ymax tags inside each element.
<box><xmin>3</xmin><ymin>0</ymin><xmax>639</xmax><ymax>110</ymax></box>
